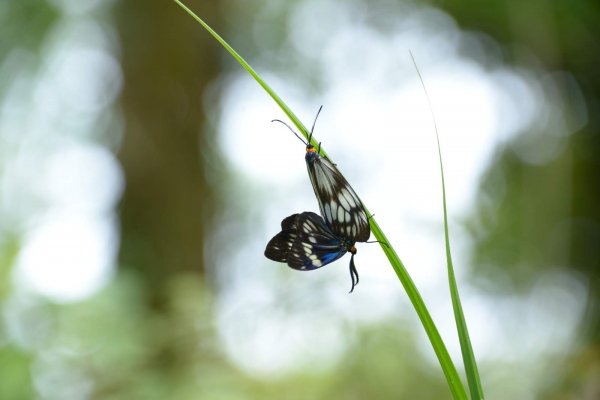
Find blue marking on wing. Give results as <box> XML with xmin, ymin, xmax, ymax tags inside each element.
<box><xmin>320</xmin><ymin>250</ymin><xmax>346</xmax><ymax>265</ymax></box>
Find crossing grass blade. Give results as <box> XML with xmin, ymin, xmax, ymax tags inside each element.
<box><xmin>173</xmin><ymin>2</ymin><xmax>468</xmax><ymax>398</ymax></box>
<box><xmin>411</xmin><ymin>51</ymin><xmax>485</xmax><ymax>400</ymax></box>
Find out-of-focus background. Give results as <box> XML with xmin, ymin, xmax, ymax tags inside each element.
<box><xmin>1</xmin><ymin>0</ymin><xmax>598</xmax><ymax>398</ymax></box>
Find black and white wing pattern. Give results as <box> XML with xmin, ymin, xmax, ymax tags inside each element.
<box><xmin>265</xmin><ymin>211</ymin><xmax>361</xmax><ymax>292</ymax></box>
<box><xmin>265</xmin><ymin>212</ymin><xmax>351</xmax><ymax>270</ymax></box>
<box><xmin>305</xmin><ymin>146</ymin><xmax>370</xmax><ymax>243</ymax></box>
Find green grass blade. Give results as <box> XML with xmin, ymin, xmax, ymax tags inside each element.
<box><xmin>172</xmin><ymin>0</ymin><xmax>324</xmax><ymax>150</ymax></box>
<box><xmin>174</xmin><ymin>2</ymin><xmax>467</xmax><ymax>398</ymax></box>
<box><xmin>368</xmin><ymin>217</ymin><xmax>468</xmax><ymax>400</ymax></box>
<box><xmin>411</xmin><ymin>52</ymin><xmax>485</xmax><ymax>399</ymax></box>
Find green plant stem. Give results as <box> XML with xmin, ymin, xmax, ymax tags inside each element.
<box><xmin>173</xmin><ymin>1</ymin><xmax>308</xmax><ymax>133</ymax></box>
<box><xmin>173</xmin><ymin>2</ymin><xmax>468</xmax><ymax>398</ymax></box>
<box><xmin>368</xmin><ymin>216</ymin><xmax>468</xmax><ymax>400</ymax></box>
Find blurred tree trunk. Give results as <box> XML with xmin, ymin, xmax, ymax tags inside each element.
<box><xmin>115</xmin><ymin>1</ymin><xmax>220</xmax><ymax>307</ymax></box>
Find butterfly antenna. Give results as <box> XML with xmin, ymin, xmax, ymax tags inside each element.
<box><xmin>271</xmin><ymin>119</ymin><xmax>307</xmax><ymax>146</ymax></box>
<box><xmin>348</xmin><ymin>254</ymin><xmax>359</xmax><ymax>293</ymax></box>
<box><xmin>308</xmin><ymin>105</ymin><xmax>323</xmax><ymax>143</ymax></box>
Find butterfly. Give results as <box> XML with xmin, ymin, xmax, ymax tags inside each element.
<box><xmin>273</xmin><ymin>107</ymin><xmax>371</xmax><ymax>244</ymax></box>
<box><xmin>264</xmin><ymin>211</ymin><xmax>360</xmax><ymax>292</ymax></box>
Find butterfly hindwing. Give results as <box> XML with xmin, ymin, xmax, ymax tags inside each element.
<box><xmin>265</xmin><ymin>212</ymin><xmax>349</xmax><ymax>271</ymax></box>
<box><xmin>287</xmin><ymin>212</ymin><xmax>348</xmax><ymax>270</ymax></box>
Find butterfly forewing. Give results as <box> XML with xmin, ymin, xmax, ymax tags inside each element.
<box><xmin>264</xmin><ymin>214</ymin><xmax>299</xmax><ymax>262</ymax></box>
<box><xmin>306</xmin><ymin>152</ymin><xmax>370</xmax><ymax>242</ymax></box>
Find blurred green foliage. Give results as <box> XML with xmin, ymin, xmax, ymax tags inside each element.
<box><xmin>441</xmin><ymin>0</ymin><xmax>600</xmax><ymax>335</ymax></box>
<box><xmin>444</xmin><ymin>0</ymin><xmax>600</xmax><ymax>396</ymax></box>
<box><xmin>1</xmin><ymin>0</ymin><xmax>599</xmax><ymax>398</ymax></box>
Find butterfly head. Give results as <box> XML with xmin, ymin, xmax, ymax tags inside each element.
<box><xmin>305</xmin><ymin>128</ymin><xmax>322</xmax><ymax>158</ymax></box>
<box><xmin>305</xmin><ymin>143</ymin><xmax>321</xmax><ymax>163</ymax></box>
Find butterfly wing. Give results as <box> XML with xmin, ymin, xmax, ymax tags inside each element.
<box><xmin>265</xmin><ymin>212</ymin><xmax>348</xmax><ymax>270</ymax></box>
<box><xmin>286</xmin><ymin>211</ymin><xmax>348</xmax><ymax>270</ymax></box>
<box><xmin>264</xmin><ymin>214</ymin><xmax>300</xmax><ymax>263</ymax></box>
<box><xmin>306</xmin><ymin>152</ymin><xmax>371</xmax><ymax>242</ymax></box>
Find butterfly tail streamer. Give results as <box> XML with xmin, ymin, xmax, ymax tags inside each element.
<box><xmin>175</xmin><ymin>3</ymin><xmax>468</xmax><ymax>398</ymax></box>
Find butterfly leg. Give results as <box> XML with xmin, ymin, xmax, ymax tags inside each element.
<box><xmin>366</xmin><ymin>240</ymin><xmax>390</xmax><ymax>248</ymax></box>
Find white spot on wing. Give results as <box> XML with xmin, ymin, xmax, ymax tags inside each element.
<box><xmin>315</xmin><ymin>164</ymin><xmax>334</xmax><ymax>195</ymax></box>
<box><xmin>342</xmin><ymin>188</ymin><xmax>358</xmax><ymax>209</ymax></box>
<box><xmin>303</xmin><ymin>223</ymin><xmax>312</xmax><ymax>233</ymax></box>
<box><xmin>330</xmin><ymin>201</ymin><xmax>338</xmax><ymax>220</ymax></box>
<box><xmin>338</xmin><ymin>190</ymin><xmax>351</xmax><ymax>210</ymax></box>
<box><xmin>324</xmin><ymin>203</ymin><xmax>332</xmax><ymax>222</ymax></box>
